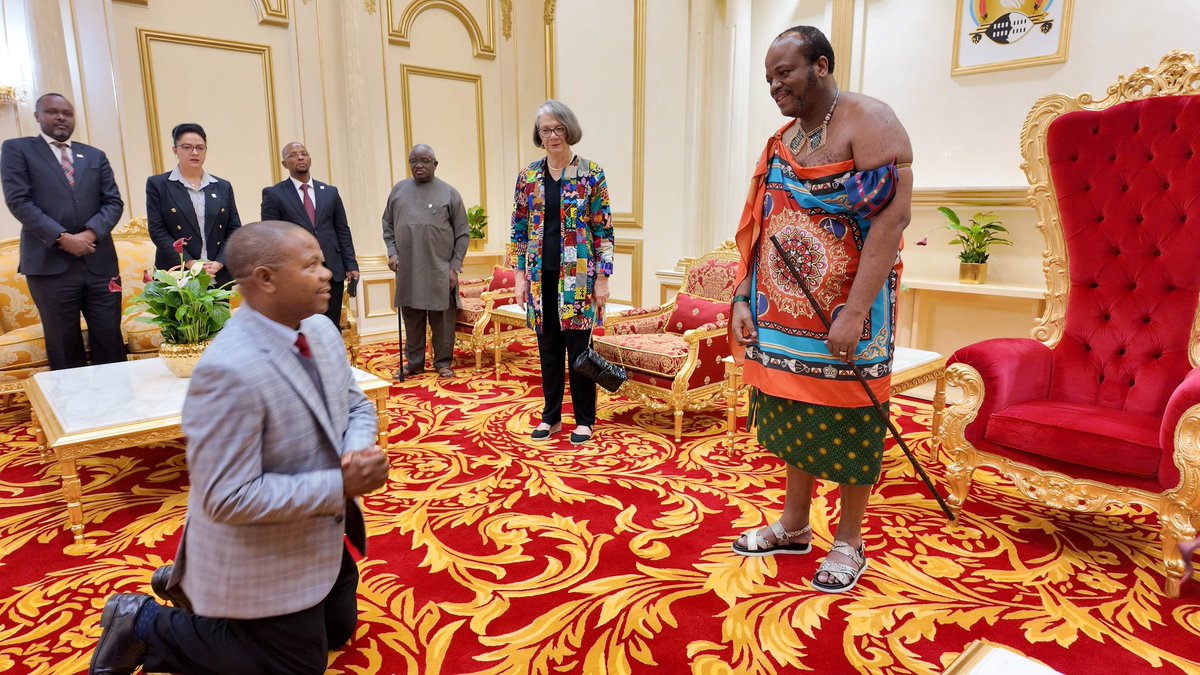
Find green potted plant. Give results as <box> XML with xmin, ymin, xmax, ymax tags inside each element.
<box><xmin>127</xmin><ymin>236</ymin><xmax>237</xmax><ymax>377</ymax></box>
<box><xmin>467</xmin><ymin>205</ymin><xmax>487</xmax><ymax>251</ymax></box>
<box><xmin>937</xmin><ymin>207</ymin><xmax>1013</xmax><ymax>284</ymax></box>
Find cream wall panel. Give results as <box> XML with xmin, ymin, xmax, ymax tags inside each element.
<box><xmin>137</xmin><ymin>32</ymin><xmax>280</xmax><ymax>194</ymax></box>
<box><xmin>554</xmin><ymin>0</ymin><xmax>635</xmax><ymax>220</ymax></box>
<box><xmin>111</xmin><ymin>0</ymin><xmax>297</xmax><ymax>220</ymax></box>
<box><xmin>402</xmin><ymin>66</ymin><xmax>485</xmax><ymax>210</ymax></box>
<box><xmin>385</xmin><ymin>4</ymin><xmax>509</xmax><ymax>260</ymax></box>
<box><xmin>859</xmin><ymin>1</ymin><xmax>1200</xmax><ymax>187</ymax></box>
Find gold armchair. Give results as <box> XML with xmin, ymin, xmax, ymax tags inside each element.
<box><xmin>596</xmin><ymin>239</ymin><xmax>739</xmax><ymax>440</ymax></box>
<box><xmin>454</xmin><ymin>265</ymin><xmax>524</xmax><ymax>371</ymax></box>
<box><xmin>939</xmin><ymin>51</ymin><xmax>1200</xmax><ymax>596</ymax></box>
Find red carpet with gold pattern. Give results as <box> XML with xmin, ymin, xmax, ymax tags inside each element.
<box><xmin>2</xmin><ymin>341</ymin><xmax>1200</xmax><ymax>674</ymax></box>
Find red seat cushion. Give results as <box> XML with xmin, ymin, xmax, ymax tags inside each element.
<box><xmin>488</xmin><ymin>268</ymin><xmax>516</xmax><ymax>292</ymax></box>
<box><xmin>593</xmin><ymin>333</ymin><xmax>689</xmax><ymax>378</ymax></box>
<box><xmin>984</xmin><ymin>400</ymin><xmax>1162</xmax><ymax>477</ymax></box>
<box><xmin>665</xmin><ymin>292</ymin><xmax>728</xmax><ymax>334</ymax></box>
<box><xmin>456</xmin><ymin>297</ymin><xmax>487</xmax><ymax>325</ymax></box>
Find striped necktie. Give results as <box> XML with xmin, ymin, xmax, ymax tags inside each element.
<box><xmin>53</xmin><ymin>142</ymin><xmax>74</xmax><ymax>188</ymax></box>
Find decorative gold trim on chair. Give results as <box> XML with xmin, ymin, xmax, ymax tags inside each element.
<box><xmin>1022</xmin><ymin>50</ymin><xmax>1200</xmax><ymax>355</ymax></box>
<box><xmin>942</xmin><ymin>51</ymin><xmax>1200</xmax><ymax>597</ymax></box>
<box><xmin>605</xmin><ymin>239</ymin><xmax>739</xmax><ymax>440</ymax></box>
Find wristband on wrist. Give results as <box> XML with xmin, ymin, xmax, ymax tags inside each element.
<box><xmin>732</xmin><ymin>294</ymin><xmax>752</xmax><ymax>305</ymax></box>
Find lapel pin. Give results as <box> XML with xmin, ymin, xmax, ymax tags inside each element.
<box><xmin>319</xmin><ymin>185</ymin><xmax>325</xmax><ymax>190</ymax></box>
<box><xmin>211</xmin><ymin>193</ymin><xmax>218</xmax><ymax>198</ymax></box>
<box><xmin>75</xmin><ymin>153</ymin><xmax>84</xmax><ymax>158</ymax></box>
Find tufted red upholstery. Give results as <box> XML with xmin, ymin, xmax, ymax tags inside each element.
<box><xmin>1047</xmin><ymin>97</ymin><xmax>1200</xmax><ymax>415</ymax></box>
<box><xmin>949</xmin><ymin>94</ymin><xmax>1200</xmax><ymax>490</ymax></box>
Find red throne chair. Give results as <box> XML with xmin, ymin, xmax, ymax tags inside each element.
<box><xmin>940</xmin><ymin>51</ymin><xmax>1200</xmax><ymax>596</ymax></box>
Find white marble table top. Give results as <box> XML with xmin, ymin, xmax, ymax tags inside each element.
<box><xmin>29</xmin><ymin>358</ymin><xmax>385</xmax><ymax>438</ymax></box>
<box><xmin>492</xmin><ymin>302</ymin><xmax>635</xmax><ymax>320</ymax></box>
<box><xmin>722</xmin><ymin>347</ymin><xmax>943</xmax><ymax>375</ymax></box>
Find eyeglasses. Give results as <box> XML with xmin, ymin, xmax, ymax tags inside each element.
<box><xmin>537</xmin><ymin>125</ymin><xmax>568</xmax><ymax>139</ymax></box>
<box><xmin>176</xmin><ymin>144</ymin><xmax>206</xmax><ymax>154</ymax></box>
<box><xmin>408</xmin><ymin>157</ymin><xmax>435</xmax><ymax>165</ymax></box>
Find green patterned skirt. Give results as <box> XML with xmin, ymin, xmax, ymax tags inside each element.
<box><xmin>754</xmin><ymin>391</ymin><xmax>888</xmax><ymax>485</ymax></box>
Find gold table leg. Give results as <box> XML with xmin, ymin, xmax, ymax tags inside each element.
<box><xmin>930</xmin><ymin>370</ymin><xmax>947</xmax><ymax>457</ymax></box>
<box><xmin>59</xmin><ymin>455</ymin><xmax>86</xmax><ymax>546</ymax></box>
<box><xmin>31</xmin><ymin>408</ymin><xmax>50</xmax><ymax>462</ymax></box>
<box><xmin>494</xmin><ymin>321</ymin><xmax>502</xmax><ymax>381</ymax></box>
<box><xmin>724</xmin><ymin>360</ymin><xmax>740</xmax><ymax>448</ymax></box>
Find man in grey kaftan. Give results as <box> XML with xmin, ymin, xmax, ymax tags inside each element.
<box><xmin>382</xmin><ymin>144</ymin><xmax>469</xmax><ymax>380</ymax></box>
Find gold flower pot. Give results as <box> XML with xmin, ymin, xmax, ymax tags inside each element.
<box><xmin>958</xmin><ymin>262</ymin><xmax>988</xmax><ymax>285</ymax></box>
<box><xmin>159</xmin><ymin>340</ymin><xmax>211</xmax><ymax>378</ymax></box>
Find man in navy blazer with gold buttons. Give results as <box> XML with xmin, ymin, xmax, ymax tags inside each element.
<box><xmin>0</xmin><ymin>92</ymin><xmax>127</xmax><ymax>370</ymax></box>
<box><xmin>261</xmin><ymin>141</ymin><xmax>359</xmax><ymax>327</ymax></box>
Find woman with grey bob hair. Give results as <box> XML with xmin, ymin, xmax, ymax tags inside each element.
<box><xmin>510</xmin><ymin>100</ymin><xmax>615</xmax><ymax>445</ymax></box>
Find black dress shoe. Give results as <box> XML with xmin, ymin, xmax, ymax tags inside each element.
<box><xmin>89</xmin><ymin>593</ymin><xmax>153</xmax><ymax>675</ymax></box>
<box><xmin>150</xmin><ymin>564</ymin><xmax>192</xmax><ymax>613</ymax></box>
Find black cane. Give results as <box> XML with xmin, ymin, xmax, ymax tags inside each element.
<box><xmin>767</xmin><ymin>235</ymin><xmax>955</xmax><ymax>522</ymax></box>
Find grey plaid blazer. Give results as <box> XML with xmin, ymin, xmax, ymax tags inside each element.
<box><xmin>170</xmin><ymin>307</ymin><xmax>378</xmax><ymax>619</ymax></box>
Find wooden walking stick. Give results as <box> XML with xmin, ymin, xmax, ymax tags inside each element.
<box><xmin>767</xmin><ymin>234</ymin><xmax>956</xmax><ymax>522</ymax></box>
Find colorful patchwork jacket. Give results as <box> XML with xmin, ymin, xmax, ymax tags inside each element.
<box><xmin>510</xmin><ymin>155</ymin><xmax>614</xmax><ymax>332</ymax></box>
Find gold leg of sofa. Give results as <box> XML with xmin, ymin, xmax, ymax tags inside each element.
<box><xmin>674</xmin><ymin>409</ymin><xmax>684</xmax><ymax>442</ymax></box>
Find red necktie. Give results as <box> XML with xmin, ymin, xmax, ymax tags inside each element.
<box><xmin>295</xmin><ymin>332</ymin><xmax>312</xmax><ymax>358</ymax></box>
<box><xmin>301</xmin><ymin>184</ymin><xmax>316</xmax><ymax>226</ymax></box>
<box><xmin>54</xmin><ymin>142</ymin><xmax>74</xmax><ymax>188</ymax></box>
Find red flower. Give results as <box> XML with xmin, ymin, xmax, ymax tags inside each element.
<box><xmin>108</xmin><ymin>275</ymin><xmax>122</xmax><ymax>293</ymax></box>
<box><xmin>915</xmin><ymin>237</ymin><xmax>928</xmax><ymax>246</ymax></box>
<box><xmin>142</xmin><ymin>269</ymin><xmax>153</xmax><ymax>283</ymax></box>
<box><xmin>172</xmin><ymin>237</ymin><xmax>190</xmax><ymax>254</ymax></box>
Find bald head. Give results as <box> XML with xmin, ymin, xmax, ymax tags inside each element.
<box><xmin>772</xmin><ymin>25</ymin><xmax>835</xmax><ymax>72</ymax></box>
<box><xmin>226</xmin><ymin>221</ymin><xmax>310</xmax><ymax>282</ymax></box>
<box><xmin>280</xmin><ymin>141</ymin><xmax>312</xmax><ymax>181</ymax></box>
<box><xmin>408</xmin><ymin>144</ymin><xmax>438</xmax><ymax>183</ymax></box>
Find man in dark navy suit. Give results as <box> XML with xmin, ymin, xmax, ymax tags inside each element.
<box><xmin>260</xmin><ymin>142</ymin><xmax>359</xmax><ymax>327</ymax></box>
<box><xmin>0</xmin><ymin>93</ymin><xmax>127</xmax><ymax>369</ymax></box>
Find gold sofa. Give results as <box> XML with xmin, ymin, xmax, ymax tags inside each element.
<box><xmin>0</xmin><ymin>217</ymin><xmax>161</xmax><ymax>404</ymax></box>
<box><xmin>596</xmin><ymin>239</ymin><xmax>739</xmax><ymax>440</ymax></box>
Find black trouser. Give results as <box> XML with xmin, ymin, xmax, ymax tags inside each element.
<box><xmin>25</xmin><ymin>258</ymin><xmax>127</xmax><ymax>370</ymax></box>
<box><xmin>399</xmin><ymin>286</ymin><xmax>457</xmax><ymax>371</ymax></box>
<box><xmin>321</xmin><ymin>278</ymin><xmax>346</xmax><ymax>329</ymax></box>
<box><xmin>537</xmin><ymin>268</ymin><xmax>596</xmax><ymax>427</ymax></box>
<box><xmin>141</xmin><ymin>545</ymin><xmax>359</xmax><ymax>675</ymax></box>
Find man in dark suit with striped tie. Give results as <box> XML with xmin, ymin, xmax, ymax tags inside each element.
<box><xmin>0</xmin><ymin>92</ymin><xmax>127</xmax><ymax>369</ymax></box>
<box><xmin>260</xmin><ymin>142</ymin><xmax>359</xmax><ymax>327</ymax></box>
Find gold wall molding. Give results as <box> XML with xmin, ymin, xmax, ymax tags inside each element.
<box><xmin>830</xmin><ymin>0</ymin><xmax>853</xmax><ymax>87</ymax></box>
<box><xmin>911</xmin><ymin>187</ymin><xmax>1030</xmax><ymax>208</ymax></box>
<box><xmin>250</xmin><ymin>0</ymin><xmax>289</xmax><ymax>26</ymax></box>
<box><xmin>364</xmin><ymin>277</ymin><xmax>398</xmax><ymax>318</ymax></box>
<box><xmin>389</xmin><ymin>0</ymin><xmax>496</xmax><ymax>60</ymax></box>
<box><xmin>399</xmin><ymin>64</ymin><xmax>488</xmax><ymax>210</ymax></box>
<box><xmin>501</xmin><ymin>0</ymin><xmax>512</xmax><ymax>39</ymax></box>
<box><xmin>136</xmin><ymin>29</ymin><xmax>281</xmax><ymax>182</ymax></box>
<box><xmin>614</xmin><ymin>238</ymin><xmax>643</xmax><ymax>307</ymax></box>
<box><xmin>544</xmin><ymin>0</ymin><xmax>555</xmax><ymax>23</ymax></box>
<box><xmin>112</xmin><ymin>0</ymin><xmax>148</xmax><ymax>5</ymax></box>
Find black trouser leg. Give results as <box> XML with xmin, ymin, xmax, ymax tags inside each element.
<box><xmin>564</xmin><ymin>328</ymin><xmax>596</xmax><ymax>427</ymax></box>
<box><xmin>538</xmin><ymin>269</ymin><xmax>565</xmax><ymax>425</ymax></box>
<box><xmin>141</xmin><ymin>546</ymin><xmax>358</xmax><ymax>675</ymax></box>
<box><xmin>25</xmin><ymin>262</ymin><xmax>87</xmax><ymax>370</ymax></box>
<box><xmin>81</xmin><ymin>264</ymin><xmax>127</xmax><ymax>365</ymax></box>
<box><xmin>322</xmin><ymin>278</ymin><xmax>346</xmax><ymax>329</ymax></box>
<box><xmin>400</xmin><ymin>306</ymin><xmax>428</xmax><ymax>370</ymax></box>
